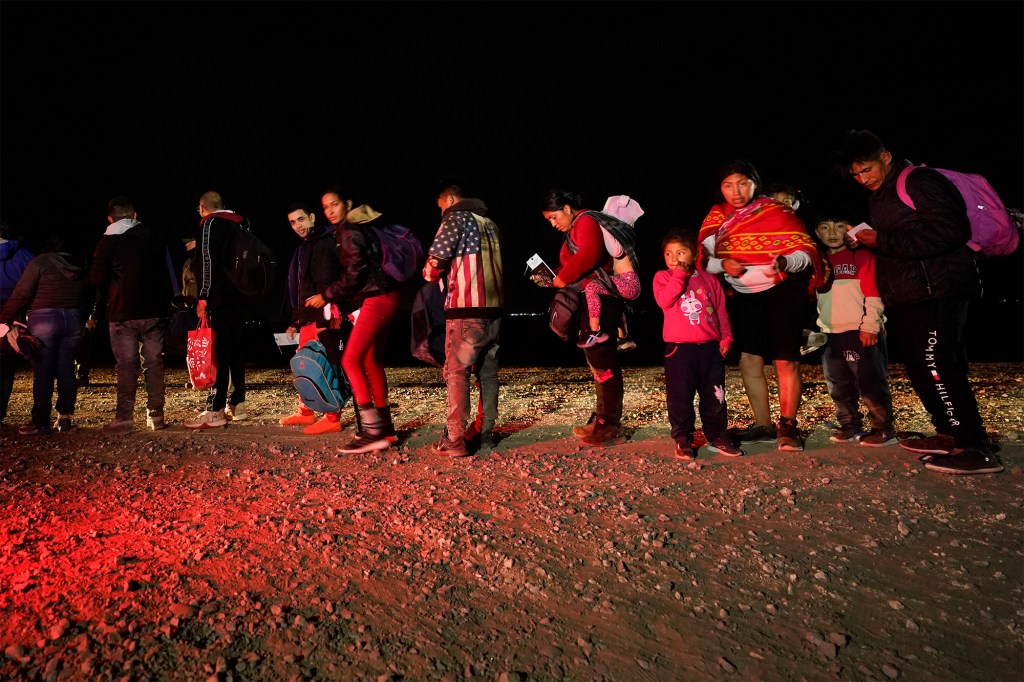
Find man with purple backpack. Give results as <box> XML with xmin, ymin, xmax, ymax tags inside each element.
<box><xmin>838</xmin><ymin>129</ymin><xmax>1002</xmax><ymax>475</ymax></box>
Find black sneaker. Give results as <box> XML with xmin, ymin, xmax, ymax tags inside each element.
<box><xmin>830</xmin><ymin>425</ymin><xmax>861</xmax><ymax>443</ymax></box>
<box><xmin>735</xmin><ymin>423</ymin><xmax>777</xmax><ymax>443</ymax></box>
<box><xmin>706</xmin><ymin>438</ymin><xmax>743</xmax><ymax>457</ymax></box>
<box><xmin>858</xmin><ymin>428</ymin><xmax>898</xmax><ymax>447</ymax></box>
<box><xmin>923</xmin><ymin>449</ymin><xmax>1004</xmax><ymax>475</ymax></box>
<box><xmin>53</xmin><ymin>415</ymin><xmax>75</xmax><ymax>433</ymax></box>
<box><xmin>900</xmin><ymin>434</ymin><xmax>955</xmax><ymax>455</ymax></box>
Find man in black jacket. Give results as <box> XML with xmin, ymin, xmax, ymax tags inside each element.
<box><xmin>90</xmin><ymin>196</ymin><xmax>175</xmax><ymax>433</ymax></box>
<box><xmin>839</xmin><ymin>129</ymin><xmax>1001</xmax><ymax>475</ymax></box>
<box><xmin>278</xmin><ymin>201</ymin><xmax>343</xmax><ymax>434</ymax></box>
<box><xmin>185</xmin><ymin>191</ymin><xmax>250</xmax><ymax>429</ymax></box>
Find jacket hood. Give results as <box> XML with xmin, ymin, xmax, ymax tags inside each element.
<box><xmin>48</xmin><ymin>251</ymin><xmax>86</xmax><ymax>280</ymax></box>
<box><xmin>445</xmin><ymin>198</ymin><xmax>488</xmax><ymax>218</ymax></box>
<box><xmin>0</xmin><ymin>239</ymin><xmax>24</xmax><ymax>262</ymax></box>
<box><xmin>345</xmin><ymin>204</ymin><xmax>383</xmax><ymax>225</ymax></box>
<box><xmin>200</xmin><ymin>210</ymin><xmax>246</xmax><ymax>227</ymax></box>
<box><xmin>104</xmin><ymin>218</ymin><xmax>140</xmax><ymax>236</ymax></box>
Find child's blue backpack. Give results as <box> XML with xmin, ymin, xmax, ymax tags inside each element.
<box><xmin>290</xmin><ymin>339</ymin><xmax>352</xmax><ymax>413</ymax></box>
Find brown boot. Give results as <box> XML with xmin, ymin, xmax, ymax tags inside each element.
<box><xmin>572</xmin><ymin>412</ymin><xmax>598</xmax><ymax>438</ymax></box>
<box><xmin>581</xmin><ymin>420</ymin><xmax>622</xmax><ymax>446</ymax></box>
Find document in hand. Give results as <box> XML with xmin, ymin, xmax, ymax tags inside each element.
<box><xmin>525</xmin><ymin>253</ymin><xmax>556</xmax><ymax>286</ymax></box>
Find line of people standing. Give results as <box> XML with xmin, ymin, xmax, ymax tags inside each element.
<box><xmin>0</xmin><ymin>134</ymin><xmax>1006</xmax><ymax>475</ymax></box>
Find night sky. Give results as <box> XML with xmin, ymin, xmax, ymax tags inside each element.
<box><xmin>3</xmin><ymin>1</ymin><xmax>1022</xmax><ymax>361</ymax></box>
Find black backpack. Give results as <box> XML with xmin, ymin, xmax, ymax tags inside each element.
<box><xmin>225</xmin><ymin>223</ymin><xmax>276</xmax><ymax>298</ymax></box>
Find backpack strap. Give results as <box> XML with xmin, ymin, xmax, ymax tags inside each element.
<box><xmin>895</xmin><ymin>166</ymin><xmax>916</xmax><ymax>210</ymax></box>
<box><xmin>895</xmin><ymin>163</ymin><xmax>930</xmax><ymax>211</ymax></box>
<box><xmin>563</xmin><ymin>222</ymin><xmax>617</xmax><ymax>295</ymax></box>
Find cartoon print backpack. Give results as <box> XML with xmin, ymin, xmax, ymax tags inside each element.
<box><xmin>290</xmin><ymin>339</ymin><xmax>352</xmax><ymax>413</ymax></box>
<box><xmin>897</xmin><ymin>165</ymin><xmax>1021</xmax><ymax>258</ymax></box>
<box><xmin>371</xmin><ymin>223</ymin><xmax>425</xmax><ymax>283</ymax></box>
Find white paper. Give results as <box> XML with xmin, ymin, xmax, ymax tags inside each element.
<box><xmin>273</xmin><ymin>333</ymin><xmax>298</xmax><ymax>347</ymax></box>
<box><xmin>846</xmin><ymin>222</ymin><xmax>871</xmax><ymax>242</ymax></box>
<box><xmin>525</xmin><ymin>253</ymin><xmax>555</xmax><ymax>285</ymax></box>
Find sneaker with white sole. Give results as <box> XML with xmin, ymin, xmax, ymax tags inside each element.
<box><xmin>830</xmin><ymin>425</ymin><xmax>861</xmax><ymax>443</ymax></box>
<box><xmin>923</xmin><ymin>448</ymin><xmax>1004</xmax><ymax>475</ymax></box>
<box><xmin>147</xmin><ymin>410</ymin><xmax>168</xmax><ymax>431</ymax></box>
<box><xmin>184</xmin><ymin>409</ymin><xmax>228</xmax><ymax>429</ymax></box>
<box><xmin>225</xmin><ymin>402</ymin><xmax>248</xmax><ymax>421</ymax></box>
<box><xmin>858</xmin><ymin>428</ymin><xmax>898</xmax><ymax>447</ymax></box>
<box><xmin>706</xmin><ymin>438</ymin><xmax>744</xmax><ymax>457</ymax></box>
<box><xmin>577</xmin><ymin>331</ymin><xmax>610</xmax><ymax>349</ymax></box>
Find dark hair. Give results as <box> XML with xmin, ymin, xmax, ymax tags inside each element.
<box><xmin>436</xmin><ymin>175</ymin><xmax>470</xmax><ymax>201</ymax></box>
<box><xmin>766</xmin><ymin>183</ymin><xmax>804</xmax><ymax>206</ymax></box>
<box><xmin>107</xmin><ymin>195</ymin><xmax>135</xmax><ymax>220</ymax></box>
<box><xmin>286</xmin><ymin>201</ymin><xmax>315</xmax><ymax>216</ymax></box>
<box><xmin>837</xmin><ymin>129</ymin><xmax>887</xmax><ymax>173</ymax></box>
<box><xmin>661</xmin><ymin>229</ymin><xmax>697</xmax><ymax>254</ymax></box>
<box><xmin>0</xmin><ymin>221</ymin><xmax>12</xmax><ymax>240</ymax></box>
<box><xmin>713</xmin><ymin>159</ymin><xmax>763</xmax><ymax>199</ymax></box>
<box><xmin>321</xmin><ymin>185</ymin><xmax>353</xmax><ymax>204</ymax></box>
<box><xmin>539</xmin><ymin>189</ymin><xmax>584</xmax><ymax>213</ymax></box>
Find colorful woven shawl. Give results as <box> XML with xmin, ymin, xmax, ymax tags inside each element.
<box><xmin>698</xmin><ymin>197</ymin><xmax>826</xmax><ymax>292</ymax></box>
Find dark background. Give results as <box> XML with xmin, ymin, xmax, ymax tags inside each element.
<box><xmin>2</xmin><ymin>1</ymin><xmax>1021</xmax><ymax>366</ymax></box>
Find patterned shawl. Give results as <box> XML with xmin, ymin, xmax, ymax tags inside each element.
<box><xmin>698</xmin><ymin>197</ymin><xmax>826</xmax><ymax>292</ymax></box>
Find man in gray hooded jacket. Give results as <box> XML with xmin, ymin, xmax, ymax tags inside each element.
<box><xmin>90</xmin><ymin>195</ymin><xmax>176</xmax><ymax>433</ymax></box>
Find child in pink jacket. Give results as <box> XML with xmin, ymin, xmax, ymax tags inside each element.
<box><xmin>653</xmin><ymin>229</ymin><xmax>740</xmax><ymax>460</ymax></box>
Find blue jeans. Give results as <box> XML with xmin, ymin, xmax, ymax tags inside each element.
<box><xmin>443</xmin><ymin>318</ymin><xmax>500</xmax><ymax>440</ymax></box>
<box><xmin>109</xmin><ymin>318</ymin><xmax>166</xmax><ymax>422</ymax></box>
<box><xmin>26</xmin><ymin>308</ymin><xmax>82</xmax><ymax>428</ymax></box>
<box><xmin>821</xmin><ymin>330</ymin><xmax>894</xmax><ymax>432</ymax></box>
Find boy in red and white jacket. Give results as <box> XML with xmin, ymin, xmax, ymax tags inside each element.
<box><xmin>813</xmin><ymin>214</ymin><xmax>897</xmax><ymax>447</ymax></box>
<box><xmin>653</xmin><ymin>229</ymin><xmax>738</xmax><ymax>460</ymax></box>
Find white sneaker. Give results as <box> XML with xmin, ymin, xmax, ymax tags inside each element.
<box><xmin>184</xmin><ymin>410</ymin><xmax>228</xmax><ymax>429</ymax></box>
<box><xmin>225</xmin><ymin>402</ymin><xmax>248</xmax><ymax>421</ymax></box>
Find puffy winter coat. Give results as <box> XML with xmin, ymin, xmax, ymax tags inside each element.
<box><xmin>867</xmin><ymin>158</ymin><xmax>981</xmax><ymax>309</ymax></box>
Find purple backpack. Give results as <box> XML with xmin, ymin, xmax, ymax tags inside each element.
<box><xmin>896</xmin><ymin>165</ymin><xmax>1020</xmax><ymax>258</ymax></box>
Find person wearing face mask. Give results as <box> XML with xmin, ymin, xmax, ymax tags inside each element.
<box><xmin>278</xmin><ymin>201</ymin><xmax>343</xmax><ymax>433</ymax></box>
<box><xmin>698</xmin><ymin>159</ymin><xmax>825</xmax><ymax>452</ymax></box>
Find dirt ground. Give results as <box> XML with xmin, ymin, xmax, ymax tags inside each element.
<box><xmin>1</xmin><ymin>361</ymin><xmax>1022</xmax><ymax>682</ymax></box>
